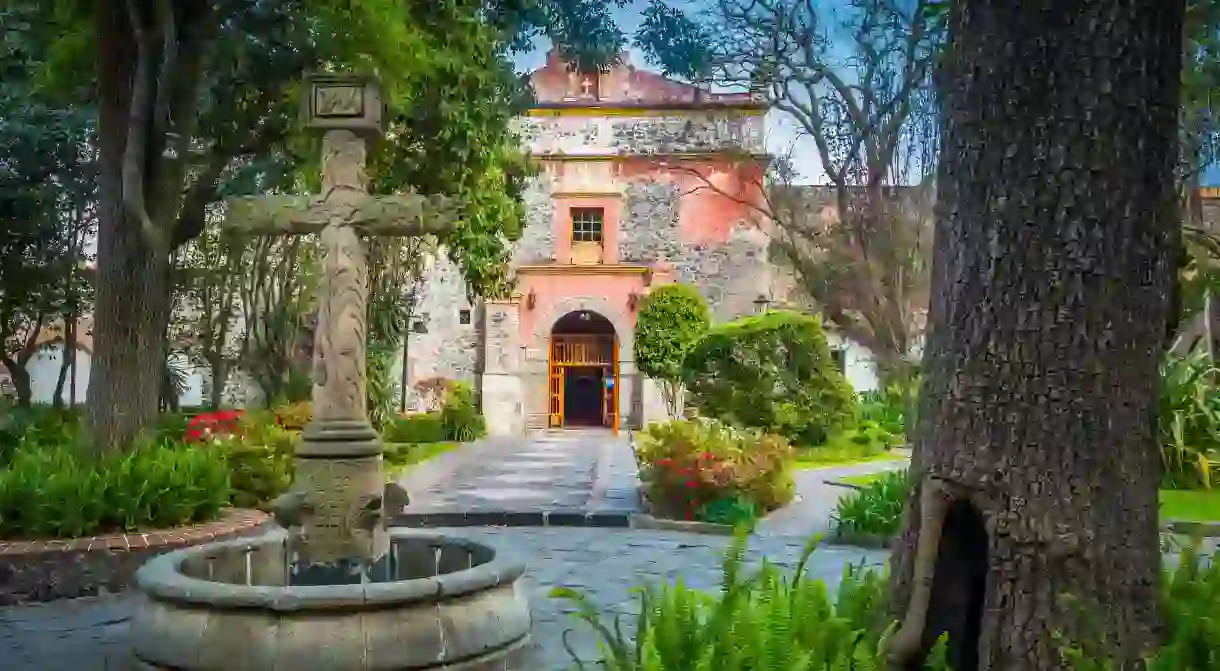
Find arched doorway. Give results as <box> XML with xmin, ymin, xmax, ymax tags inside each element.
<box><xmin>548</xmin><ymin>310</ymin><xmax>619</xmax><ymax>432</ymax></box>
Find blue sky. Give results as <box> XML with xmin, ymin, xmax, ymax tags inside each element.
<box><xmin>511</xmin><ymin>0</ymin><xmax>1220</xmax><ymax>187</ymax></box>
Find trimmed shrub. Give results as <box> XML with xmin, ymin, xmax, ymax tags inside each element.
<box><xmin>384</xmin><ymin>412</ymin><xmax>447</xmax><ymax>444</ymax></box>
<box><xmin>682</xmin><ymin>310</ymin><xmax>855</xmax><ymax>446</ymax></box>
<box><xmin>636</xmin><ymin>418</ymin><xmax>795</xmax><ymax>524</ymax></box>
<box><xmin>213</xmin><ymin>414</ymin><xmax>298</xmax><ymax>508</ymax></box>
<box><xmin>0</xmin><ymin>438</ymin><xmax>231</xmax><ymax>540</ymax></box>
<box><xmin>634</xmin><ymin>283</ymin><xmax>711</xmax><ymax>418</ymax></box>
<box><xmin>800</xmin><ymin>420</ymin><xmax>901</xmax><ymax>465</ymax></box>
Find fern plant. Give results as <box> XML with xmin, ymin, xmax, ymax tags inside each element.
<box><xmin>552</xmin><ymin>532</ymin><xmax>950</xmax><ymax>670</ymax></box>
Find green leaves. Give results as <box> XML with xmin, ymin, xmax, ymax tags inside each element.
<box><xmin>635</xmin><ymin>284</ymin><xmax>711</xmax><ymax>384</ymax></box>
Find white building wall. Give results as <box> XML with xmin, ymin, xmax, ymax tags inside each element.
<box><xmin>27</xmin><ymin>344</ymin><xmax>92</xmax><ymax>405</ymax></box>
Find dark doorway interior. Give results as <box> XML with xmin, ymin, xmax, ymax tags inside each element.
<box><xmin>563</xmin><ymin>366</ymin><xmax>605</xmax><ymax>426</ymax></box>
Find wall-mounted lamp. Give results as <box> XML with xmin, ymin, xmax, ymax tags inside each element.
<box><xmin>753</xmin><ymin>294</ymin><xmax>772</xmax><ymax>314</ymax></box>
<box><xmin>526</xmin><ymin>289</ymin><xmax>537</xmax><ymax>310</ymax></box>
<box><xmin>642</xmin><ymin>268</ymin><xmax>654</xmax><ymax>287</ymax></box>
<box><xmin>628</xmin><ymin>292</ymin><xmax>642</xmax><ymax>311</ymax></box>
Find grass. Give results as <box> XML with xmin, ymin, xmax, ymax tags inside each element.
<box><xmin>830</xmin><ymin>474</ymin><xmax>1220</xmax><ymax>524</ymax></box>
<box><xmin>383</xmin><ymin>441</ymin><xmax>460</xmax><ymax>477</ymax></box>
<box><xmin>794</xmin><ymin>449</ymin><xmax>906</xmax><ymax>469</ymax></box>
<box><xmin>1161</xmin><ymin>488</ymin><xmax>1220</xmax><ymax>522</ymax></box>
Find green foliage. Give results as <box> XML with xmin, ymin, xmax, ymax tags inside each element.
<box><xmin>857</xmin><ymin>377</ymin><xmax>921</xmax><ymax>438</ymax></box>
<box><xmin>0</xmin><ymin>437</ymin><xmax>231</xmax><ymax>540</ymax></box>
<box><xmin>272</xmin><ymin>401</ymin><xmax>312</xmax><ymax>431</ymax></box>
<box><xmin>634</xmin><ymin>284</ymin><xmax>711</xmax><ymax>413</ymax></box>
<box><xmin>636</xmin><ymin>419</ymin><xmax>795</xmax><ymax>523</ymax></box>
<box><xmin>0</xmin><ymin>404</ymin><xmax>80</xmax><ymax>466</ymax></box>
<box><xmin>384</xmin><ymin>412</ymin><xmax>448</xmax><ymax>445</ymax></box>
<box><xmin>800</xmin><ymin>421</ymin><xmax>901</xmax><ymax>467</ymax></box>
<box><xmin>831</xmin><ymin>470</ymin><xmax>910</xmax><ymax>542</ymax></box>
<box><xmin>1059</xmin><ymin>544</ymin><xmax>1220</xmax><ymax>670</ymax></box>
<box><xmin>552</xmin><ymin>533</ymin><xmax>951</xmax><ymax>670</ymax></box>
<box><xmin>366</xmin><ymin>342</ymin><xmax>399</xmax><ymax>431</ymax></box>
<box><xmin>682</xmin><ymin>311</ymin><xmax>855</xmax><ymax>446</ymax></box>
<box><xmin>440</xmin><ymin>381</ymin><xmax>487</xmax><ymax>442</ymax></box>
<box><xmin>211</xmin><ymin>411</ymin><xmax>298</xmax><ymax>509</ymax></box>
<box><xmin>1158</xmin><ymin>350</ymin><xmax>1220</xmax><ymax>489</ymax></box>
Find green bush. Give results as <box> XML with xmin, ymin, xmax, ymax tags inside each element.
<box><xmin>0</xmin><ymin>438</ymin><xmax>231</xmax><ymax>540</ymax></box>
<box><xmin>384</xmin><ymin>412</ymin><xmax>447</xmax><ymax>444</ymax></box>
<box><xmin>1159</xmin><ymin>350</ymin><xmax>1220</xmax><ymax>489</ymax></box>
<box><xmin>831</xmin><ymin>469</ymin><xmax>911</xmax><ymax>542</ymax></box>
<box><xmin>636</xmin><ymin>418</ymin><xmax>795</xmax><ymax>524</ymax></box>
<box><xmin>682</xmin><ymin>310</ymin><xmax>855</xmax><ymax>446</ymax></box>
<box><xmin>212</xmin><ymin>414</ymin><xmax>298</xmax><ymax>509</ymax></box>
<box><xmin>440</xmin><ymin>380</ymin><xmax>486</xmax><ymax>442</ymax></box>
<box><xmin>0</xmin><ymin>404</ymin><xmax>80</xmax><ymax>466</ymax></box>
<box><xmin>554</xmin><ymin>533</ymin><xmax>950</xmax><ymax>671</ymax></box>
<box><xmin>857</xmin><ymin>377</ymin><xmax>919</xmax><ymax>438</ymax></box>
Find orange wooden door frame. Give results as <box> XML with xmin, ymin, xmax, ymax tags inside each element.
<box><xmin>549</xmin><ymin>333</ymin><xmax>618</xmax><ymax>432</ymax></box>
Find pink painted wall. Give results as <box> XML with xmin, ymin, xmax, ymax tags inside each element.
<box><xmin>550</xmin><ymin>194</ymin><xmax>623</xmax><ymax>264</ymax></box>
<box><xmin>517</xmin><ymin>273</ymin><xmax>646</xmax><ymax>342</ymax></box>
<box><xmin>619</xmin><ymin>157</ymin><xmax>767</xmax><ymax>245</ymax></box>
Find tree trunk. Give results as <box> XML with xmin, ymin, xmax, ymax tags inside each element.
<box><xmin>52</xmin><ymin>319</ymin><xmax>75</xmax><ymax>409</ymax></box>
<box><xmin>885</xmin><ymin>1</ymin><xmax>1184</xmax><ymax>670</ymax></box>
<box><xmin>2</xmin><ymin>360</ymin><xmax>33</xmax><ymax>409</ymax></box>
<box><xmin>207</xmin><ymin>355</ymin><xmax>227</xmax><ymax>410</ymax></box>
<box><xmin>86</xmin><ymin>2</ymin><xmax>172</xmax><ymax>453</ymax></box>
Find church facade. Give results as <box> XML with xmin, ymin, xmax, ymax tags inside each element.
<box><xmin>403</xmin><ymin>51</ymin><xmax>780</xmax><ymax>435</ymax></box>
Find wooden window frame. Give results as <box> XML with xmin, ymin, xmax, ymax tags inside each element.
<box><xmin>570</xmin><ymin>207</ymin><xmax>605</xmax><ymax>244</ymax></box>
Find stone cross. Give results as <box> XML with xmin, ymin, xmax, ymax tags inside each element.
<box><xmin>580</xmin><ymin>76</ymin><xmax>594</xmax><ymax>96</ymax></box>
<box><xmin>224</xmin><ymin>73</ymin><xmax>458</xmax><ymax>570</ymax></box>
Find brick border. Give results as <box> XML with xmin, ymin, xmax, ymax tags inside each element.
<box><xmin>0</xmin><ymin>509</ymin><xmax>270</xmax><ymax>605</ymax></box>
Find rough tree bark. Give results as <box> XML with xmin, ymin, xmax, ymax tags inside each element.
<box><xmin>885</xmin><ymin>1</ymin><xmax>1185</xmax><ymax>670</ymax></box>
<box><xmin>89</xmin><ymin>1</ymin><xmax>213</xmax><ymax>452</ymax></box>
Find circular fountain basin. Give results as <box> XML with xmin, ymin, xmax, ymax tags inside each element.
<box><xmin>129</xmin><ymin>528</ymin><xmax>530</xmax><ymax>670</ymax></box>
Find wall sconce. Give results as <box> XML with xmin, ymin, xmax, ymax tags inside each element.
<box><xmin>526</xmin><ymin>289</ymin><xmax>537</xmax><ymax>310</ymax></box>
<box><xmin>628</xmin><ymin>292</ymin><xmax>642</xmax><ymax>311</ymax></box>
<box><xmin>642</xmin><ymin>268</ymin><xmax>654</xmax><ymax>287</ymax></box>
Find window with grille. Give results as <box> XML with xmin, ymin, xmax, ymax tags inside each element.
<box><xmin>570</xmin><ymin>207</ymin><xmax>604</xmax><ymax>243</ymax></box>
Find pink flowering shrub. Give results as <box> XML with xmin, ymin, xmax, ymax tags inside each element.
<box><xmin>635</xmin><ymin>418</ymin><xmax>795</xmax><ymax>522</ymax></box>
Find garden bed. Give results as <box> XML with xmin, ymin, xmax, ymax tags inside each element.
<box><xmin>0</xmin><ymin>508</ymin><xmax>269</xmax><ymax>605</ymax></box>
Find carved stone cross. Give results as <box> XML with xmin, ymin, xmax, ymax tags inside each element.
<box><xmin>224</xmin><ymin>73</ymin><xmax>458</xmax><ymax>571</ymax></box>
<box><xmin>580</xmin><ymin>76</ymin><xmax>595</xmax><ymax>96</ymax></box>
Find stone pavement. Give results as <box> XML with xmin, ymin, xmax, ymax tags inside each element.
<box><xmin>756</xmin><ymin>459</ymin><xmax>909</xmax><ymax>537</ymax></box>
<box><xmin>393</xmin><ymin>429</ymin><xmax>640</xmax><ymax>518</ymax></box>
<box><xmin>0</xmin><ymin>527</ymin><xmax>887</xmax><ymax>671</ymax></box>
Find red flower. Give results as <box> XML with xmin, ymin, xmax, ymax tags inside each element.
<box><xmin>685</xmin><ymin>479</ymin><xmax>697</xmax><ymax>488</ymax></box>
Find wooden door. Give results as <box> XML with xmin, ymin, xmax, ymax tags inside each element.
<box><xmin>548</xmin><ymin>354</ymin><xmax>564</xmax><ymax>427</ymax></box>
<box><xmin>610</xmin><ymin>335</ymin><xmax>620</xmax><ymax>434</ymax></box>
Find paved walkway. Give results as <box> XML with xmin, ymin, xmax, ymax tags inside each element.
<box><xmin>757</xmin><ymin>459</ymin><xmax>910</xmax><ymax>537</ymax></box>
<box><xmin>0</xmin><ymin>528</ymin><xmax>887</xmax><ymax>671</ymax></box>
<box><xmin>394</xmin><ymin>429</ymin><xmax>640</xmax><ymax>517</ymax></box>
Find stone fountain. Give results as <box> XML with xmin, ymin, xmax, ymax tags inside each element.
<box><xmin>128</xmin><ymin>73</ymin><xmax>531</xmax><ymax>670</ymax></box>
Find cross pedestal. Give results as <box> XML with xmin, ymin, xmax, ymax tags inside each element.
<box><xmin>224</xmin><ymin>73</ymin><xmax>458</xmax><ymax>570</ymax></box>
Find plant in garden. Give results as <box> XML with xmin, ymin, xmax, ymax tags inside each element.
<box><xmin>553</xmin><ymin>533</ymin><xmax>950</xmax><ymax>671</ymax></box>
<box><xmin>273</xmin><ymin>401</ymin><xmax>312</xmax><ymax>431</ymax></box>
<box><xmin>633</xmin><ymin>284</ymin><xmax>711</xmax><ymax>418</ymax></box>
<box><xmin>800</xmin><ymin>421</ymin><xmax>902</xmax><ymax>466</ymax></box>
<box><xmin>636</xmin><ymin>418</ymin><xmax>795</xmax><ymax>522</ymax></box>
<box><xmin>440</xmin><ymin>381</ymin><xmax>487</xmax><ymax>442</ymax></box>
<box><xmin>682</xmin><ymin>310</ymin><xmax>855</xmax><ymax>446</ymax></box>
<box><xmin>857</xmin><ymin>376</ymin><xmax>921</xmax><ymax>439</ymax></box>
<box><xmin>212</xmin><ymin>415</ymin><xmax>297</xmax><ymax>509</ymax></box>
<box><xmin>1159</xmin><ymin>349</ymin><xmax>1220</xmax><ymax>489</ymax></box>
<box><xmin>383</xmin><ymin>412</ymin><xmax>448</xmax><ymax>444</ymax></box>
<box><xmin>831</xmin><ymin>470</ymin><xmax>911</xmax><ymax>542</ymax></box>
<box><xmin>0</xmin><ymin>437</ymin><xmax>231</xmax><ymax>540</ymax></box>
<box><xmin>183</xmin><ymin>409</ymin><xmax>246</xmax><ymax>444</ymax></box>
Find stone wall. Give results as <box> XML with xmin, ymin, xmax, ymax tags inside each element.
<box><xmin>405</xmin><ymin>252</ymin><xmax>477</xmax><ymax>404</ymax></box>
<box><xmin>513</xmin><ymin>174</ymin><xmax>556</xmax><ymax>265</ymax></box>
<box><xmin>621</xmin><ymin>180</ymin><xmax>769</xmax><ymax>322</ymax></box>
<box><xmin>515</xmin><ymin>114</ymin><xmax>766</xmax><ymax>156</ymax></box>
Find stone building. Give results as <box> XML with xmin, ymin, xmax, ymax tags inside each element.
<box><xmin>404</xmin><ymin>51</ymin><xmax>778</xmax><ymax>435</ymax></box>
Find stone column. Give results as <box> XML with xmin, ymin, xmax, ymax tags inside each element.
<box><xmin>480</xmin><ymin>300</ymin><xmax>525</xmax><ymax>436</ymax></box>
